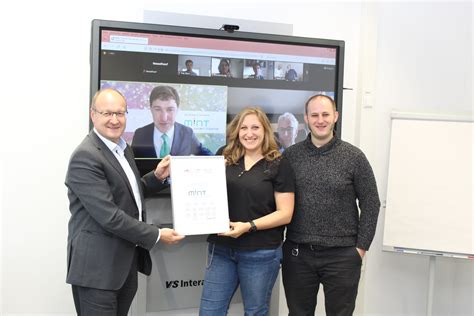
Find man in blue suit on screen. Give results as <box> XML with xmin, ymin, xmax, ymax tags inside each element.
<box><xmin>131</xmin><ymin>85</ymin><xmax>212</xmax><ymax>158</ymax></box>
<box><xmin>65</xmin><ymin>88</ymin><xmax>184</xmax><ymax>316</ymax></box>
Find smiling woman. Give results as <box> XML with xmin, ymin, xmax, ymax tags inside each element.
<box><xmin>238</xmin><ymin>114</ymin><xmax>264</xmax><ymax>156</ymax></box>
<box><xmin>223</xmin><ymin>107</ymin><xmax>280</xmax><ymax>165</ymax></box>
<box><xmin>200</xmin><ymin>106</ymin><xmax>296</xmax><ymax>315</ymax></box>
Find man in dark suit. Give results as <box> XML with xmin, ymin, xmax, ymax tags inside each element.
<box><xmin>65</xmin><ymin>88</ymin><xmax>185</xmax><ymax>316</ymax></box>
<box><xmin>131</xmin><ymin>85</ymin><xmax>213</xmax><ymax>158</ymax></box>
<box><xmin>285</xmin><ymin>64</ymin><xmax>298</xmax><ymax>82</ymax></box>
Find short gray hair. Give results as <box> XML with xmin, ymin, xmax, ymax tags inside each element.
<box><xmin>277</xmin><ymin>112</ymin><xmax>298</xmax><ymax>132</ymax></box>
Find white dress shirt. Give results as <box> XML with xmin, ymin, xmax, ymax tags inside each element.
<box><xmin>94</xmin><ymin>129</ymin><xmax>142</xmax><ymax>220</ymax></box>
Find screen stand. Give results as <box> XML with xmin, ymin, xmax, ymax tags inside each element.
<box><xmin>426</xmin><ymin>256</ymin><xmax>436</xmax><ymax>316</ymax></box>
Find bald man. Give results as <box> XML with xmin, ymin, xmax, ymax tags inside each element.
<box><xmin>65</xmin><ymin>88</ymin><xmax>184</xmax><ymax>315</ymax></box>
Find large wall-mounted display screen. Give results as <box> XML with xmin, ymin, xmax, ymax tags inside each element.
<box><xmin>90</xmin><ymin>20</ymin><xmax>345</xmax><ymax>174</ymax></box>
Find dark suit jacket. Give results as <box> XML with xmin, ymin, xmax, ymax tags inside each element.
<box><xmin>131</xmin><ymin>122</ymin><xmax>212</xmax><ymax>158</ymax></box>
<box><xmin>65</xmin><ymin>131</ymin><xmax>167</xmax><ymax>290</ymax></box>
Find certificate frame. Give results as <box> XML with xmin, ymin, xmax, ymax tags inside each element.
<box><xmin>169</xmin><ymin>156</ymin><xmax>229</xmax><ymax>235</ymax></box>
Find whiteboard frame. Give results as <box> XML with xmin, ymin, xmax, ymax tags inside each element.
<box><xmin>382</xmin><ymin>111</ymin><xmax>474</xmax><ymax>260</ymax></box>
<box><xmin>390</xmin><ymin>111</ymin><xmax>473</xmax><ymax>122</ymax></box>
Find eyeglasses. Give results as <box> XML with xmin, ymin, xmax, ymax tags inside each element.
<box><xmin>92</xmin><ymin>108</ymin><xmax>128</xmax><ymax>118</ymax></box>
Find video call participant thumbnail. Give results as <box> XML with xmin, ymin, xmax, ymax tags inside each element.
<box><xmin>131</xmin><ymin>85</ymin><xmax>212</xmax><ymax>158</ymax></box>
<box><xmin>285</xmin><ymin>64</ymin><xmax>298</xmax><ymax>81</ymax></box>
<box><xmin>213</xmin><ymin>58</ymin><xmax>233</xmax><ymax>78</ymax></box>
<box><xmin>274</xmin><ymin>63</ymin><xmax>285</xmax><ymax>80</ymax></box>
<box><xmin>248</xmin><ymin>62</ymin><xmax>264</xmax><ymax>80</ymax></box>
<box><xmin>179</xmin><ymin>59</ymin><xmax>197</xmax><ymax>76</ymax></box>
<box><xmin>277</xmin><ymin>112</ymin><xmax>299</xmax><ymax>151</ymax></box>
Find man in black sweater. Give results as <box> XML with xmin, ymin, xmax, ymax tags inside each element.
<box><xmin>282</xmin><ymin>94</ymin><xmax>380</xmax><ymax>316</ymax></box>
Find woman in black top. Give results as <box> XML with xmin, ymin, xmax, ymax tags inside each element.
<box><xmin>199</xmin><ymin>107</ymin><xmax>295</xmax><ymax>315</ymax></box>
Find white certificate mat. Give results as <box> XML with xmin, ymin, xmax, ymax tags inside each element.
<box><xmin>169</xmin><ymin>156</ymin><xmax>229</xmax><ymax>235</ymax></box>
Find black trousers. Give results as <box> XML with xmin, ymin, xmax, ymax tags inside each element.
<box><xmin>72</xmin><ymin>251</ymin><xmax>138</xmax><ymax>316</ymax></box>
<box><xmin>282</xmin><ymin>240</ymin><xmax>362</xmax><ymax>316</ymax></box>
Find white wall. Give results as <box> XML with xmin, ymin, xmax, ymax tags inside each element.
<box><xmin>1</xmin><ymin>155</ymin><xmax>3</xmax><ymax>312</ymax></box>
<box><xmin>0</xmin><ymin>0</ymin><xmax>472</xmax><ymax>315</ymax></box>
<box><xmin>363</xmin><ymin>2</ymin><xmax>473</xmax><ymax>316</ymax></box>
<box><xmin>0</xmin><ymin>1</ymin><xmax>145</xmax><ymax>313</ymax></box>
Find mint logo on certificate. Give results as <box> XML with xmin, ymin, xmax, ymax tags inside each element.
<box><xmin>169</xmin><ymin>156</ymin><xmax>229</xmax><ymax>235</ymax></box>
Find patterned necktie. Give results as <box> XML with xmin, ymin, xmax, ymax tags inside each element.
<box><xmin>160</xmin><ymin>133</ymin><xmax>170</xmax><ymax>158</ymax></box>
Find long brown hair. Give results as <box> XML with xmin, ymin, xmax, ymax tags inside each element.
<box><xmin>223</xmin><ymin>107</ymin><xmax>280</xmax><ymax>165</ymax></box>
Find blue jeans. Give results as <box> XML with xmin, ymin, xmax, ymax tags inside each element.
<box><xmin>199</xmin><ymin>243</ymin><xmax>282</xmax><ymax>316</ymax></box>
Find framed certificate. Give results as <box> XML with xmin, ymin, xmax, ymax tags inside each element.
<box><xmin>169</xmin><ymin>156</ymin><xmax>229</xmax><ymax>235</ymax></box>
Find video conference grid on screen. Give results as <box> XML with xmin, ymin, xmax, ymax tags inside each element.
<box><xmin>100</xmin><ymin>30</ymin><xmax>337</xmax><ymax>91</ymax></box>
<box><xmin>98</xmin><ymin>29</ymin><xmax>338</xmax><ymax>172</ymax></box>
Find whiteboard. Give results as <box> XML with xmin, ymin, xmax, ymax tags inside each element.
<box><xmin>383</xmin><ymin>114</ymin><xmax>473</xmax><ymax>257</ymax></box>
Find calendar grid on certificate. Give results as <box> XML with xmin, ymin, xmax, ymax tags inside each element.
<box><xmin>169</xmin><ymin>156</ymin><xmax>229</xmax><ymax>235</ymax></box>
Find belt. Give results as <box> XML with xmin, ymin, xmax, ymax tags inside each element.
<box><xmin>286</xmin><ymin>240</ymin><xmax>330</xmax><ymax>252</ymax></box>
<box><xmin>300</xmin><ymin>244</ymin><xmax>330</xmax><ymax>251</ymax></box>
<box><xmin>296</xmin><ymin>244</ymin><xmax>334</xmax><ymax>251</ymax></box>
